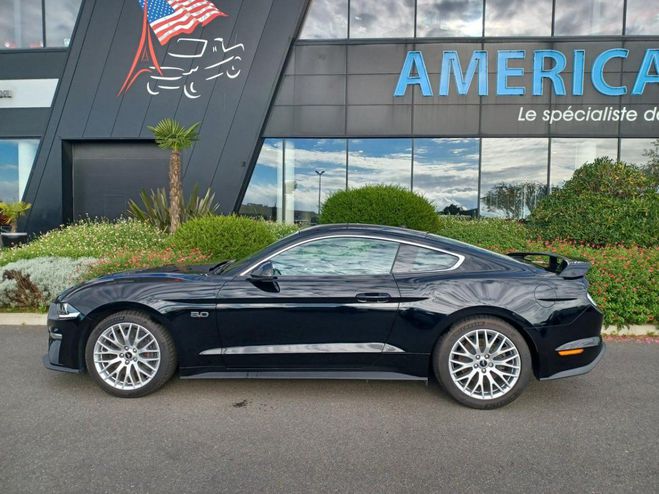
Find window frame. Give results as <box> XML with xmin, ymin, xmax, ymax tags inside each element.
<box><xmin>240</xmin><ymin>234</ymin><xmax>465</xmax><ymax>277</ymax></box>
<box><xmin>392</xmin><ymin>243</ymin><xmax>461</xmax><ymax>274</ymax></box>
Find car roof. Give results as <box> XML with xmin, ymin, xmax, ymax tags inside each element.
<box><xmin>294</xmin><ymin>223</ymin><xmax>526</xmax><ymax>269</ymax></box>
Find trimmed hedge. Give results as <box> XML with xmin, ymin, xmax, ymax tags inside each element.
<box><xmin>169</xmin><ymin>215</ymin><xmax>298</xmax><ymax>260</ymax></box>
<box><xmin>436</xmin><ymin>217</ymin><xmax>530</xmax><ymax>252</ymax></box>
<box><xmin>529</xmin><ymin>158</ymin><xmax>659</xmax><ymax>247</ymax></box>
<box><xmin>319</xmin><ymin>185</ymin><xmax>441</xmax><ymax>233</ymax></box>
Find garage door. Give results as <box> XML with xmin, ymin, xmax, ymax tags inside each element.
<box><xmin>72</xmin><ymin>142</ymin><xmax>169</xmax><ymax>220</ymax></box>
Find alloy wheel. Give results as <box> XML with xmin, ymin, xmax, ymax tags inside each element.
<box><xmin>448</xmin><ymin>328</ymin><xmax>521</xmax><ymax>400</ymax></box>
<box><xmin>93</xmin><ymin>323</ymin><xmax>161</xmax><ymax>390</ymax></box>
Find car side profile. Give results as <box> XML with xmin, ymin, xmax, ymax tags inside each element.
<box><xmin>44</xmin><ymin>224</ymin><xmax>605</xmax><ymax>409</ymax></box>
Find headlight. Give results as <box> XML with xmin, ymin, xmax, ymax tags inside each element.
<box><xmin>586</xmin><ymin>293</ymin><xmax>598</xmax><ymax>307</ymax></box>
<box><xmin>49</xmin><ymin>302</ymin><xmax>81</xmax><ymax>320</ymax></box>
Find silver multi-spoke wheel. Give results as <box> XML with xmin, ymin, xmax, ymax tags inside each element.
<box><xmin>93</xmin><ymin>323</ymin><xmax>161</xmax><ymax>391</ymax></box>
<box><xmin>448</xmin><ymin>328</ymin><xmax>521</xmax><ymax>401</ymax></box>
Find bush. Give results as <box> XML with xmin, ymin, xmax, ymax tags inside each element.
<box><xmin>319</xmin><ymin>185</ymin><xmax>441</xmax><ymax>232</ymax></box>
<box><xmin>0</xmin><ymin>257</ymin><xmax>96</xmax><ymax>308</ymax></box>
<box><xmin>169</xmin><ymin>215</ymin><xmax>298</xmax><ymax>260</ymax></box>
<box><xmin>529</xmin><ymin>158</ymin><xmax>659</xmax><ymax>246</ymax></box>
<box><xmin>0</xmin><ymin>219</ymin><xmax>167</xmax><ymax>267</ymax></box>
<box><xmin>88</xmin><ymin>248</ymin><xmax>211</xmax><ymax>279</ymax></box>
<box><xmin>436</xmin><ymin>217</ymin><xmax>531</xmax><ymax>252</ymax></box>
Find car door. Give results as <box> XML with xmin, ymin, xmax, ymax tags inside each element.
<box><xmin>216</xmin><ymin>235</ymin><xmax>402</xmax><ymax>370</ymax></box>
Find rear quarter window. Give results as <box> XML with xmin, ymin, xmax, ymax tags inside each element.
<box><xmin>393</xmin><ymin>244</ymin><xmax>460</xmax><ymax>273</ymax></box>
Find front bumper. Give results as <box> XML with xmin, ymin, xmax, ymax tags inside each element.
<box><xmin>42</xmin><ymin>354</ymin><xmax>83</xmax><ymax>374</ymax></box>
<box><xmin>540</xmin><ymin>341</ymin><xmax>606</xmax><ymax>380</ymax></box>
<box><xmin>45</xmin><ymin>306</ymin><xmax>87</xmax><ymax>372</ymax></box>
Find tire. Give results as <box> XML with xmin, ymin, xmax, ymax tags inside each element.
<box><xmin>433</xmin><ymin>316</ymin><xmax>532</xmax><ymax>409</ymax></box>
<box><xmin>85</xmin><ymin>310</ymin><xmax>177</xmax><ymax>398</ymax></box>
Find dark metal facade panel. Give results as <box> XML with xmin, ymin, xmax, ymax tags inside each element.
<box><xmin>413</xmin><ymin>105</ymin><xmax>481</xmax><ymax>136</ymax></box>
<box><xmin>346</xmin><ymin>105</ymin><xmax>413</xmax><ymax>135</ymax></box>
<box><xmin>294</xmin><ymin>44</ymin><xmax>347</xmax><ymax>75</ymax></box>
<box><xmin>0</xmin><ymin>50</ymin><xmax>68</xmax><ymax>79</ymax></box>
<box><xmin>0</xmin><ymin>109</ymin><xmax>51</xmax><ymax>137</ymax></box>
<box><xmin>21</xmin><ymin>0</ymin><xmax>310</xmax><ymax>233</ymax></box>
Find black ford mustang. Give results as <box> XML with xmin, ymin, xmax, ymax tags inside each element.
<box><xmin>45</xmin><ymin>224</ymin><xmax>605</xmax><ymax>409</ymax></box>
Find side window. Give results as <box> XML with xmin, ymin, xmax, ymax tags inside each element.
<box><xmin>270</xmin><ymin>237</ymin><xmax>399</xmax><ymax>276</ymax></box>
<box><xmin>393</xmin><ymin>244</ymin><xmax>459</xmax><ymax>273</ymax></box>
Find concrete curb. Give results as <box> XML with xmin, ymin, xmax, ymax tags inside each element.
<box><xmin>0</xmin><ymin>313</ymin><xmax>47</xmax><ymax>326</ymax></box>
<box><xmin>0</xmin><ymin>313</ymin><xmax>655</xmax><ymax>335</ymax></box>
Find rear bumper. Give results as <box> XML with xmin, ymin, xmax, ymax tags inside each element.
<box><xmin>540</xmin><ymin>341</ymin><xmax>606</xmax><ymax>380</ymax></box>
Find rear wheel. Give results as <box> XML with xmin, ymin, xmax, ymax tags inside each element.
<box><xmin>433</xmin><ymin>316</ymin><xmax>532</xmax><ymax>409</ymax></box>
<box><xmin>85</xmin><ymin>310</ymin><xmax>177</xmax><ymax>398</ymax></box>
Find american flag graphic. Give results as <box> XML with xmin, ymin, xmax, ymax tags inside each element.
<box><xmin>119</xmin><ymin>0</ymin><xmax>228</xmax><ymax>95</ymax></box>
<box><xmin>139</xmin><ymin>0</ymin><xmax>228</xmax><ymax>45</ymax></box>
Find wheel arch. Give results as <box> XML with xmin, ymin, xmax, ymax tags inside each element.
<box><xmin>432</xmin><ymin>306</ymin><xmax>540</xmax><ymax>378</ymax></box>
<box><xmin>78</xmin><ymin>302</ymin><xmax>172</xmax><ymax>371</ymax></box>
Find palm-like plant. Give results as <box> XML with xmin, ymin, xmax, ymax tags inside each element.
<box><xmin>0</xmin><ymin>201</ymin><xmax>31</xmax><ymax>233</ymax></box>
<box><xmin>147</xmin><ymin>118</ymin><xmax>200</xmax><ymax>233</ymax></box>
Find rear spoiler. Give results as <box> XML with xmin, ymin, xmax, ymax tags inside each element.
<box><xmin>507</xmin><ymin>252</ymin><xmax>591</xmax><ymax>279</ymax></box>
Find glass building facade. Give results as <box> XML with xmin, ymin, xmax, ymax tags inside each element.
<box><xmin>240</xmin><ymin>0</ymin><xmax>659</xmax><ymax>224</ymax></box>
<box><xmin>0</xmin><ymin>0</ymin><xmax>657</xmax><ymax>233</ymax></box>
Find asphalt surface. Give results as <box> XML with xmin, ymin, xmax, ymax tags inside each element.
<box><xmin>0</xmin><ymin>326</ymin><xmax>657</xmax><ymax>494</ymax></box>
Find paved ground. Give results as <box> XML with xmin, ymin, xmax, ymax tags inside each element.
<box><xmin>1</xmin><ymin>326</ymin><xmax>657</xmax><ymax>494</ymax></box>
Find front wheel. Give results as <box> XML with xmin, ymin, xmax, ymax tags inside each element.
<box><xmin>433</xmin><ymin>316</ymin><xmax>532</xmax><ymax>409</ymax></box>
<box><xmin>85</xmin><ymin>311</ymin><xmax>177</xmax><ymax>398</ymax></box>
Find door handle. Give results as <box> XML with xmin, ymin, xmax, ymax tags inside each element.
<box><xmin>356</xmin><ymin>292</ymin><xmax>391</xmax><ymax>303</ymax></box>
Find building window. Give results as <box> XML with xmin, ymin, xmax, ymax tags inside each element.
<box><xmin>413</xmin><ymin>138</ymin><xmax>479</xmax><ymax>216</ymax></box>
<box><xmin>0</xmin><ymin>139</ymin><xmax>39</xmax><ymax>202</ymax></box>
<box><xmin>1</xmin><ymin>0</ymin><xmax>43</xmax><ymax>49</ymax></box>
<box><xmin>350</xmin><ymin>0</ymin><xmax>415</xmax><ymax>38</ymax></box>
<box><xmin>240</xmin><ymin>139</ymin><xmax>283</xmax><ymax>222</ymax></box>
<box><xmin>554</xmin><ymin>0</ymin><xmax>623</xmax><ymax>35</ymax></box>
<box><xmin>480</xmin><ymin>138</ymin><xmax>548</xmax><ymax>219</ymax></box>
<box><xmin>625</xmin><ymin>1</ymin><xmax>659</xmax><ymax>35</ymax></box>
<box><xmin>284</xmin><ymin>139</ymin><xmax>347</xmax><ymax>225</ymax></box>
<box><xmin>620</xmin><ymin>139</ymin><xmax>659</xmax><ymax>170</ymax></box>
<box><xmin>299</xmin><ymin>0</ymin><xmax>349</xmax><ymax>39</ymax></box>
<box><xmin>348</xmin><ymin>139</ymin><xmax>412</xmax><ymax>189</ymax></box>
<box><xmin>45</xmin><ymin>0</ymin><xmax>82</xmax><ymax>47</ymax></box>
<box><xmin>416</xmin><ymin>0</ymin><xmax>483</xmax><ymax>37</ymax></box>
<box><xmin>550</xmin><ymin>138</ymin><xmax>618</xmax><ymax>189</ymax></box>
<box><xmin>484</xmin><ymin>0</ymin><xmax>552</xmax><ymax>36</ymax></box>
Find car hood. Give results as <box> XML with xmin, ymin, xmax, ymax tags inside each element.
<box><xmin>55</xmin><ymin>263</ymin><xmax>223</xmax><ymax>303</ymax></box>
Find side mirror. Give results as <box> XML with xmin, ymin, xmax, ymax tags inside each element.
<box><xmin>250</xmin><ymin>261</ymin><xmax>278</xmax><ymax>280</ymax></box>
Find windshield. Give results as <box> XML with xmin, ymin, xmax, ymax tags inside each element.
<box><xmin>220</xmin><ymin>229</ymin><xmax>302</xmax><ymax>275</ymax></box>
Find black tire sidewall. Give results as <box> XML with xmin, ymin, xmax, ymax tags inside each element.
<box><xmin>85</xmin><ymin>311</ymin><xmax>177</xmax><ymax>398</ymax></box>
<box><xmin>434</xmin><ymin>317</ymin><xmax>532</xmax><ymax>409</ymax></box>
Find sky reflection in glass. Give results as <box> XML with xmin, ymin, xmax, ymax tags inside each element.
<box><xmin>348</xmin><ymin>139</ymin><xmax>412</xmax><ymax>189</ymax></box>
<box><xmin>416</xmin><ymin>0</ymin><xmax>483</xmax><ymax>37</ymax></box>
<box><xmin>413</xmin><ymin>138</ymin><xmax>479</xmax><ymax>214</ymax></box>
<box><xmin>485</xmin><ymin>0</ymin><xmax>552</xmax><ymax>36</ymax></box>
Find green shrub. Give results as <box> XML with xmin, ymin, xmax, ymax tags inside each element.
<box><xmin>169</xmin><ymin>215</ymin><xmax>297</xmax><ymax>260</ymax></box>
<box><xmin>0</xmin><ymin>257</ymin><xmax>96</xmax><ymax>308</ymax></box>
<box><xmin>529</xmin><ymin>158</ymin><xmax>659</xmax><ymax>246</ymax></box>
<box><xmin>0</xmin><ymin>219</ymin><xmax>168</xmax><ymax>267</ymax></box>
<box><xmin>128</xmin><ymin>186</ymin><xmax>219</xmax><ymax>232</ymax></box>
<box><xmin>319</xmin><ymin>185</ymin><xmax>441</xmax><ymax>232</ymax></box>
<box><xmin>88</xmin><ymin>248</ymin><xmax>211</xmax><ymax>279</ymax></box>
<box><xmin>436</xmin><ymin>216</ymin><xmax>531</xmax><ymax>252</ymax></box>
